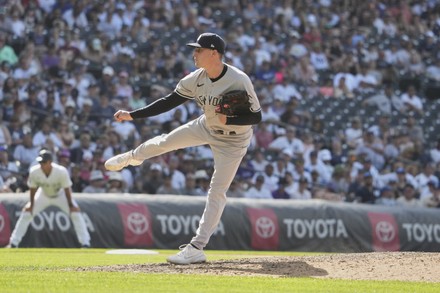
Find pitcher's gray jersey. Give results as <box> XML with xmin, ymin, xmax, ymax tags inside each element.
<box><xmin>175</xmin><ymin>64</ymin><xmax>261</xmax><ymax>134</ymax></box>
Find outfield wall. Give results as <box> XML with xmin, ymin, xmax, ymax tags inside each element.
<box><xmin>0</xmin><ymin>193</ymin><xmax>439</xmax><ymax>252</ymax></box>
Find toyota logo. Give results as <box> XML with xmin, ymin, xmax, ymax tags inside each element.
<box><xmin>127</xmin><ymin>212</ymin><xmax>149</xmax><ymax>235</ymax></box>
<box><xmin>0</xmin><ymin>214</ymin><xmax>4</xmax><ymax>231</ymax></box>
<box><xmin>255</xmin><ymin>216</ymin><xmax>275</xmax><ymax>238</ymax></box>
<box><xmin>375</xmin><ymin>221</ymin><xmax>395</xmax><ymax>243</ymax></box>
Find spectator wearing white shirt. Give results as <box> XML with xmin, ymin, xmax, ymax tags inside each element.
<box><xmin>271</xmin><ymin>78</ymin><xmax>302</xmax><ymax>103</ymax></box>
<box><xmin>429</xmin><ymin>139</ymin><xmax>440</xmax><ymax>164</ymax></box>
<box><xmin>289</xmin><ymin>177</ymin><xmax>312</xmax><ymax>200</ymax></box>
<box><xmin>164</xmin><ymin>156</ymin><xmax>186</xmax><ymax>191</ymax></box>
<box><xmin>350</xmin><ymin>156</ymin><xmax>383</xmax><ymax>189</ymax></box>
<box><xmin>400</xmin><ymin>85</ymin><xmax>423</xmax><ymax>116</ymax></box>
<box><xmin>333</xmin><ymin>72</ymin><xmax>357</xmax><ymax>93</ymax></box>
<box><xmin>268</xmin><ymin>126</ymin><xmax>304</xmax><ymax>159</ymax></box>
<box><xmin>0</xmin><ymin>145</ymin><xmax>19</xmax><ymax>183</ymax></box>
<box><xmin>260</xmin><ymin>101</ymin><xmax>279</xmax><ymax>124</ymax></box>
<box><xmin>426</xmin><ymin>58</ymin><xmax>440</xmax><ymax>82</ymax></box>
<box><xmin>32</xmin><ymin>120</ymin><xmax>63</xmax><ymax>149</ymax></box>
<box><xmin>249</xmin><ymin>149</ymin><xmax>269</xmax><ymax>173</ymax></box>
<box><xmin>304</xmin><ymin>150</ymin><xmax>330</xmax><ymax>184</ymax></box>
<box><xmin>375</xmin><ymin>186</ymin><xmax>398</xmax><ymax>207</ymax></box>
<box><xmin>396</xmin><ymin>183</ymin><xmax>421</xmax><ymax>208</ymax></box>
<box><xmin>271</xmin><ymin>149</ymin><xmax>295</xmax><ymax>179</ymax></box>
<box><xmin>291</xmin><ymin>158</ymin><xmax>313</xmax><ymax>185</ymax></box>
<box><xmin>309</xmin><ymin>43</ymin><xmax>330</xmax><ymax>71</ymax></box>
<box><xmin>252</xmin><ymin>163</ymin><xmax>279</xmax><ymax>193</ymax></box>
<box><xmin>244</xmin><ymin>175</ymin><xmax>273</xmax><ymax>199</ymax></box>
<box><xmin>111</xmin><ymin>120</ymin><xmax>140</xmax><ymax>145</ymax></box>
<box><xmin>317</xmin><ymin>149</ymin><xmax>334</xmax><ymax>184</ymax></box>
<box><xmin>5</xmin><ymin>8</ymin><xmax>26</xmax><ymax>38</ymax></box>
<box><xmin>354</xmin><ymin>64</ymin><xmax>378</xmax><ymax>93</ymax></box>
<box><xmin>420</xmin><ymin>183</ymin><xmax>440</xmax><ymax>208</ymax></box>
<box><xmin>12</xmin><ymin>132</ymin><xmax>40</xmax><ymax>170</ymax></box>
<box><xmin>414</xmin><ymin>163</ymin><xmax>439</xmax><ymax>200</ymax></box>
<box><xmin>62</xmin><ymin>1</ymin><xmax>88</xmax><ymax>29</ymax></box>
<box><xmin>354</xmin><ymin>130</ymin><xmax>386</xmax><ymax>171</ymax></box>
<box><xmin>343</xmin><ymin>117</ymin><xmax>363</xmax><ymax>148</ymax></box>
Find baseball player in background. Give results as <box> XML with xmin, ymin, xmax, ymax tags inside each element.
<box><xmin>8</xmin><ymin>150</ymin><xmax>91</xmax><ymax>248</ymax></box>
<box><xmin>105</xmin><ymin>32</ymin><xmax>262</xmax><ymax>264</ymax></box>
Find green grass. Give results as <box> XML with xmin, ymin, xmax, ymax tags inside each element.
<box><xmin>0</xmin><ymin>249</ymin><xmax>438</xmax><ymax>293</ymax></box>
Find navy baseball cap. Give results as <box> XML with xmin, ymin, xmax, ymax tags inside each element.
<box><xmin>36</xmin><ymin>150</ymin><xmax>53</xmax><ymax>163</ymax></box>
<box><xmin>187</xmin><ymin>33</ymin><xmax>226</xmax><ymax>54</ymax></box>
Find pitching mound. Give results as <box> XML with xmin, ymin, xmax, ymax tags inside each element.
<box><xmin>79</xmin><ymin>252</ymin><xmax>440</xmax><ymax>282</ymax></box>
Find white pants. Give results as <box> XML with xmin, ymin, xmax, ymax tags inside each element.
<box><xmin>134</xmin><ymin>116</ymin><xmax>251</xmax><ymax>249</ymax></box>
<box><xmin>10</xmin><ymin>189</ymin><xmax>91</xmax><ymax>247</ymax></box>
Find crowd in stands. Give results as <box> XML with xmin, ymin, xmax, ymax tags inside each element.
<box><xmin>0</xmin><ymin>0</ymin><xmax>440</xmax><ymax>209</ymax></box>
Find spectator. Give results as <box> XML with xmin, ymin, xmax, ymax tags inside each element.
<box><xmin>375</xmin><ymin>186</ymin><xmax>398</xmax><ymax>207</ymax></box>
<box><xmin>292</xmin><ymin>56</ymin><xmax>317</xmax><ymax>85</ymax></box>
<box><xmin>304</xmin><ymin>150</ymin><xmax>329</xmax><ymax>184</ymax></box>
<box><xmin>249</xmin><ymin>148</ymin><xmax>269</xmax><ymax>173</ymax></box>
<box><xmin>289</xmin><ymin>176</ymin><xmax>312</xmax><ymax>200</ymax></box>
<box><xmin>82</xmin><ymin>170</ymin><xmax>107</xmax><ymax>193</ymax></box>
<box><xmin>226</xmin><ymin>179</ymin><xmax>246</xmax><ymax>198</ymax></box>
<box><xmin>271</xmin><ymin>178</ymin><xmax>290</xmax><ymax>199</ymax></box>
<box><xmin>354</xmin><ymin>63</ymin><xmax>379</xmax><ymax>93</ymax></box>
<box><xmin>333</xmin><ymin>74</ymin><xmax>355</xmax><ymax>99</ymax></box>
<box><xmin>421</xmin><ymin>183</ymin><xmax>440</xmax><ymax>208</ymax></box>
<box><xmin>32</xmin><ymin>119</ymin><xmax>63</xmax><ymax>150</ymax></box>
<box><xmin>414</xmin><ymin>163</ymin><xmax>439</xmax><ymax>200</ymax></box>
<box><xmin>194</xmin><ymin>170</ymin><xmax>211</xmax><ymax>195</ymax></box>
<box><xmin>361</xmin><ymin>84</ymin><xmax>402</xmax><ymax>114</ymax></box>
<box><xmin>426</xmin><ymin>58</ymin><xmax>440</xmax><ymax>82</ymax></box>
<box><xmin>270</xmin><ymin>77</ymin><xmax>302</xmax><ymax>103</ymax></box>
<box><xmin>180</xmin><ymin>173</ymin><xmax>204</xmax><ymax>196</ymax></box>
<box><xmin>0</xmin><ymin>34</ymin><xmax>18</xmax><ymax>66</ymax></box>
<box><xmin>400</xmin><ymin>85</ymin><xmax>423</xmax><ymax>116</ymax></box>
<box><xmin>396</xmin><ymin>183</ymin><xmax>421</xmax><ymax>207</ymax></box>
<box><xmin>268</xmin><ymin>126</ymin><xmax>304</xmax><ymax>159</ymax></box>
<box><xmin>164</xmin><ymin>156</ymin><xmax>186</xmax><ymax>191</ymax></box>
<box><xmin>343</xmin><ymin>117</ymin><xmax>363</xmax><ymax>148</ymax></box>
<box><xmin>156</xmin><ymin>174</ymin><xmax>181</xmax><ymax>195</ymax></box>
<box><xmin>12</xmin><ymin>132</ymin><xmax>40</xmax><ymax>171</ymax></box>
<box><xmin>253</xmin><ymin>121</ymin><xmax>274</xmax><ymax>150</ymax></box>
<box><xmin>354</xmin><ymin>130</ymin><xmax>385</xmax><ymax>171</ymax></box>
<box><xmin>55</xmin><ymin>119</ymin><xmax>76</xmax><ymax>149</ymax></box>
<box><xmin>7</xmin><ymin>116</ymin><xmax>25</xmax><ymax>149</ymax></box>
<box><xmin>429</xmin><ymin>139</ymin><xmax>440</xmax><ymax>164</ymax></box>
<box><xmin>252</xmin><ymin>163</ymin><xmax>279</xmax><ymax>193</ymax></box>
<box><xmin>106</xmin><ymin>171</ymin><xmax>126</xmax><ymax>193</ymax></box>
<box><xmin>354</xmin><ymin>172</ymin><xmax>378</xmax><ymax>204</ymax></box>
<box><xmin>244</xmin><ymin>175</ymin><xmax>272</xmax><ymax>199</ymax></box>
<box><xmin>0</xmin><ymin>145</ymin><xmax>19</xmax><ymax>182</ymax></box>
<box><xmin>0</xmin><ymin>111</ymin><xmax>12</xmax><ymax>148</ymax></box>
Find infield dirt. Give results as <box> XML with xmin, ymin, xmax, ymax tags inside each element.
<box><xmin>80</xmin><ymin>251</ymin><xmax>440</xmax><ymax>282</ymax></box>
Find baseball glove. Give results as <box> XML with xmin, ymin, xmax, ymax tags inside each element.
<box><xmin>215</xmin><ymin>90</ymin><xmax>251</xmax><ymax>116</ymax></box>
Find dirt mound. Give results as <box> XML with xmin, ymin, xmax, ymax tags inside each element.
<box><xmin>79</xmin><ymin>252</ymin><xmax>440</xmax><ymax>282</ymax></box>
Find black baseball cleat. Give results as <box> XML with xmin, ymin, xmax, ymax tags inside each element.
<box><xmin>81</xmin><ymin>245</ymin><xmax>90</xmax><ymax>249</ymax></box>
<box><xmin>5</xmin><ymin>243</ymin><xmax>18</xmax><ymax>248</ymax></box>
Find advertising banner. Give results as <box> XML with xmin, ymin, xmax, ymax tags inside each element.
<box><xmin>1</xmin><ymin>194</ymin><xmax>439</xmax><ymax>252</ymax></box>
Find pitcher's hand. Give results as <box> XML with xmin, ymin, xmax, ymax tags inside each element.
<box><xmin>114</xmin><ymin>110</ymin><xmax>133</xmax><ymax>122</ymax></box>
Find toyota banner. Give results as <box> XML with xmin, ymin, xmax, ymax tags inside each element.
<box><xmin>0</xmin><ymin>193</ymin><xmax>439</xmax><ymax>252</ymax></box>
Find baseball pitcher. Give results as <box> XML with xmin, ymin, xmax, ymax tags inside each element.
<box><xmin>105</xmin><ymin>32</ymin><xmax>262</xmax><ymax>264</ymax></box>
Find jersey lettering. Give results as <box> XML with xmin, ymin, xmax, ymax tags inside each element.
<box><xmin>197</xmin><ymin>95</ymin><xmax>221</xmax><ymax>107</ymax></box>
